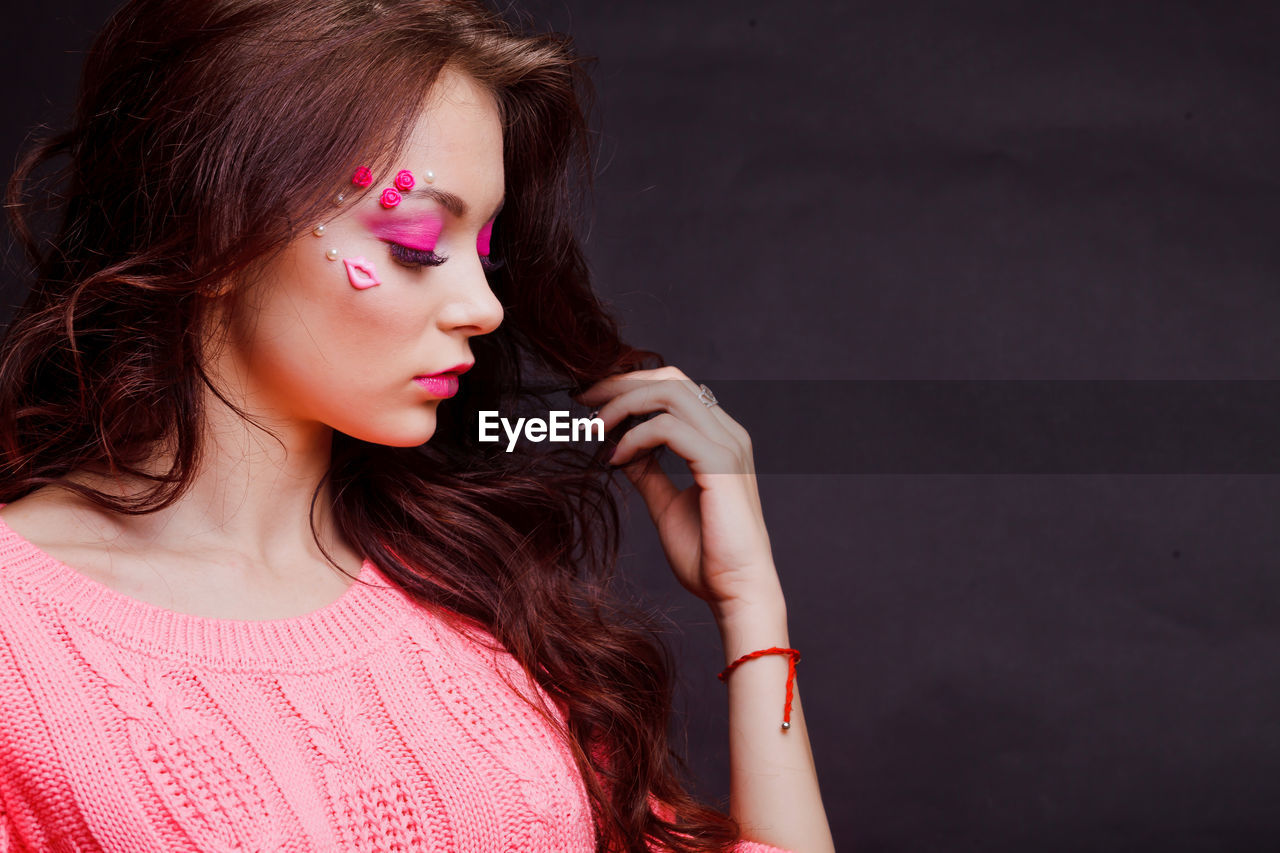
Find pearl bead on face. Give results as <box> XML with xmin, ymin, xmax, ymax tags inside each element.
<box><xmin>313</xmin><ymin>224</ymin><xmax>326</xmax><ymax>237</ymax></box>
<box><xmin>325</xmin><ymin>248</ymin><xmax>340</xmax><ymax>261</ymax></box>
<box><xmin>423</xmin><ymin>169</ymin><xmax>435</xmax><ymax>183</ymax></box>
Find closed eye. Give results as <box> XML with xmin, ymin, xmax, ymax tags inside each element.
<box><xmin>388</xmin><ymin>242</ymin><xmax>505</xmax><ymax>274</ymax></box>
<box><xmin>388</xmin><ymin>243</ymin><xmax>446</xmax><ymax>269</ymax></box>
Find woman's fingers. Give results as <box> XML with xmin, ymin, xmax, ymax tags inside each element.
<box><xmin>596</xmin><ymin>380</ymin><xmax>738</xmax><ymax>453</ymax></box>
<box><xmin>618</xmin><ymin>452</ymin><xmax>680</xmax><ymax>517</ymax></box>
<box><xmin>608</xmin><ymin>412</ymin><xmax>740</xmax><ymax>474</ymax></box>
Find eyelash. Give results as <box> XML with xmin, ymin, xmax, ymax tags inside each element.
<box><xmin>388</xmin><ymin>242</ymin><xmax>506</xmax><ymax>274</ymax></box>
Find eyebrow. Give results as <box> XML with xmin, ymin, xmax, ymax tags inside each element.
<box><xmin>398</xmin><ymin>187</ymin><xmax>505</xmax><ymax>221</ymax></box>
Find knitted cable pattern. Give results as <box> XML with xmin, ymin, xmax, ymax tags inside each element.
<box><xmin>0</xmin><ymin>513</ymin><xmax>793</xmax><ymax>852</ymax></box>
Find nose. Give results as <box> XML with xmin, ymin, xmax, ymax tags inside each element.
<box><xmin>437</xmin><ymin>254</ymin><xmax>504</xmax><ymax>336</ymax></box>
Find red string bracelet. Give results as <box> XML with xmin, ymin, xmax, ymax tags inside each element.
<box><xmin>717</xmin><ymin>646</ymin><xmax>801</xmax><ymax>732</ymax></box>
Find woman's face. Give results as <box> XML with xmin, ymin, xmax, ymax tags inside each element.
<box><xmin>217</xmin><ymin>67</ymin><xmax>506</xmax><ymax>448</ymax></box>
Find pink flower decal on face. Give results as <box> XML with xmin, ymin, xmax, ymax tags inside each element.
<box><xmin>351</xmin><ymin>166</ymin><xmax>373</xmax><ymax>187</ymax></box>
<box><xmin>343</xmin><ymin>256</ymin><xmax>381</xmax><ymax>290</ymax></box>
<box><xmin>394</xmin><ymin>169</ymin><xmax>415</xmax><ymax>192</ymax></box>
<box><xmin>379</xmin><ymin>187</ymin><xmax>402</xmax><ymax>209</ymax></box>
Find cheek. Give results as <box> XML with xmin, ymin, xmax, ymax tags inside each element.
<box><xmin>343</xmin><ymin>283</ymin><xmax>430</xmax><ymax>340</ymax></box>
<box><xmin>249</xmin><ymin>250</ymin><xmax>429</xmax><ymax>390</ymax></box>
<box><xmin>329</xmin><ymin>262</ymin><xmax>433</xmax><ymax>357</ymax></box>
<box><xmin>477</xmin><ymin>219</ymin><xmax>494</xmax><ymax>256</ymax></box>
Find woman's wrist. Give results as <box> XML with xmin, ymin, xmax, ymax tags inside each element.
<box><xmin>711</xmin><ymin>594</ymin><xmax>790</xmax><ymax>667</ymax></box>
<box><xmin>708</xmin><ymin>569</ymin><xmax>787</xmax><ymax>624</ymax></box>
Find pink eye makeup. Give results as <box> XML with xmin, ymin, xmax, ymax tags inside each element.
<box><xmin>358</xmin><ymin>202</ymin><xmax>505</xmax><ymax>274</ymax></box>
<box><xmin>386</xmin><ymin>243</ymin><xmax>505</xmax><ymax>273</ymax></box>
<box><xmin>324</xmin><ymin>167</ymin><xmax>507</xmax><ymax>278</ymax></box>
<box><xmin>360</xmin><ymin>210</ymin><xmax>448</xmax><ymax>269</ymax></box>
<box><xmin>366</xmin><ymin>213</ymin><xmax>445</xmax><ymax>252</ymax></box>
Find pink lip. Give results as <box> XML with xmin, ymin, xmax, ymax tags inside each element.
<box><xmin>414</xmin><ymin>375</ymin><xmax>459</xmax><ymax>398</ymax></box>
<box><xmin>343</xmin><ymin>256</ymin><xmax>380</xmax><ymax>289</ymax></box>
<box><xmin>412</xmin><ymin>363</ymin><xmax>472</xmax><ymax>399</ymax></box>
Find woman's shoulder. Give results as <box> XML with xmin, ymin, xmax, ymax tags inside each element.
<box><xmin>0</xmin><ymin>491</ymin><xmax>123</xmax><ymax>587</ymax></box>
<box><xmin>0</xmin><ymin>495</ymin><xmax>95</xmax><ymax>698</ymax></box>
<box><xmin>0</xmin><ymin>492</ymin><xmax>65</xmax><ymax>544</ymax></box>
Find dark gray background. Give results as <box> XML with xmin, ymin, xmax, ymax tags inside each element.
<box><xmin>5</xmin><ymin>2</ymin><xmax>1280</xmax><ymax>850</ymax></box>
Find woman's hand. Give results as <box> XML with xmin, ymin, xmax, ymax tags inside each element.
<box><xmin>574</xmin><ymin>366</ymin><xmax>785</xmax><ymax>623</ymax></box>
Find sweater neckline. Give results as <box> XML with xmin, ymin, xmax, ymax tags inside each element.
<box><xmin>0</xmin><ymin>512</ymin><xmax>412</xmax><ymax>671</ymax></box>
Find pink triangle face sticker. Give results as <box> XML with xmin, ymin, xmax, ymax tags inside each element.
<box><xmin>343</xmin><ymin>256</ymin><xmax>381</xmax><ymax>290</ymax></box>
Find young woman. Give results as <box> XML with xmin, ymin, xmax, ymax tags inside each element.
<box><xmin>0</xmin><ymin>1</ymin><xmax>834</xmax><ymax>850</ymax></box>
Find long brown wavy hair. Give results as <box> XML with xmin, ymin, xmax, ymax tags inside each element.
<box><xmin>0</xmin><ymin>1</ymin><xmax>746</xmax><ymax>850</ymax></box>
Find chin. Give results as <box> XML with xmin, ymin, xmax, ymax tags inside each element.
<box><xmin>341</xmin><ymin>408</ymin><xmax>439</xmax><ymax>448</ymax></box>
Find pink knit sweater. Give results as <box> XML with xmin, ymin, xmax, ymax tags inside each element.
<box><xmin>0</xmin><ymin>513</ymin><xmax>793</xmax><ymax>852</ymax></box>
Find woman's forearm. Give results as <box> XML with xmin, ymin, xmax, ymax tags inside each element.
<box><xmin>715</xmin><ymin>589</ymin><xmax>836</xmax><ymax>853</ymax></box>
